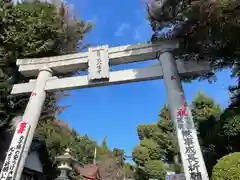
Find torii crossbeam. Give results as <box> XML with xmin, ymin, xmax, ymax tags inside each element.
<box><xmin>1</xmin><ymin>40</ymin><xmax>210</xmax><ymax>180</ymax></box>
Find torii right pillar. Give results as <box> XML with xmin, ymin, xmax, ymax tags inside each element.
<box><xmin>159</xmin><ymin>51</ymin><xmax>209</xmax><ymax>180</ymax></box>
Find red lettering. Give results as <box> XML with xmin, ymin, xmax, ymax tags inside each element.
<box><xmin>31</xmin><ymin>92</ymin><xmax>37</xmax><ymax>96</ymax></box>
<box><xmin>17</xmin><ymin>121</ymin><xmax>27</xmax><ymax>134</ymax></box>
<box><xmin>177</xmin><ymin>105</ymin><xmax>189</xmax><ymax>117</ymax></box>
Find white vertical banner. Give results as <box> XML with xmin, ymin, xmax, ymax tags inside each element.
<box><xmin>175</xmin><ymin>105</ymin><xmax>208</xmax><ymax>180</ymax></box>
<box><xmin>0</xmin><ymin>121</ymin><xmax>30</xmax><ymax>180</ymax></box>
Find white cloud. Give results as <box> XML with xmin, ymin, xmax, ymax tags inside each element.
<box><xmin>134</xmin><ymin>28</ymin><xmax>141</xmax><ymax>41</ymax></box>
<box><xmin>133</xmin><ymin>21</ymin><xmax>152</xmax><ymax>42</ymax></box>
<box><xmin>114</xmin><ymin>23</ymin><xmax>131</xmax><ymax>37</ymax></box>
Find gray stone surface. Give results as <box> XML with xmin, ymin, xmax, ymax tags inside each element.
<box><xmin>11</xmin><ymin>59</ymin><xmax>210</xmax><ymax>95</ymax></box>
<box><xmin>160</xmin><ymin>52</ymin><xmax>209</xmax><ymax>180</ymax></box>
<box><xmin>16</xmin><ymin>41</ymin><xmax>179</xmax><ymax>77</ymax></box>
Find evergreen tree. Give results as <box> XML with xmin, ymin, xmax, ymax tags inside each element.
<box><xmin>146</xmin><ymin>0</ymin><xmax>240</xmax><ymax>79</ymax></box>
<box><xmin>0</xmin><ymin>2</ymin><xmax>92</xmax><ymax>179</ymax></box>
<box><xmin>0</xmin><ymin>0</ymin><xmax>92</xmax><ymax>128</ymax></box>
<box><xmin>191</xmin><ymin>91</ymin><xmax>222</xmax><ymax>175</ymax></box>
<box><xmin>123</xmin><ymin>163</ymin><xmax>135</xmax><ymax>179</ymax></box>
<box><xmin>35</xmin><ymin>118</ymin><xmax>97</xmax><ymax>179</ymax></box>
<box><xmin>156</xmin><ymin>105</ymin><xmax>178</xmax><ymax>165</ymax></box>
<box><xmin>112</xmin><ymin>148</ymin><xmax>125</xmax><ymax>166</ymax></box>
<box><xmin>132</xmin><ymin>106</ymin><xmax>176</xmax><ymax>179</ymax></box>
<box><xmin>133</xmin><ymin>91</ymin><xmax>226</xmax><ymax>177</ymax></box>
<box><xmin>98</xmin><ymin>136</ymin><xmax>110</xmax><ymax>155</ymax></box>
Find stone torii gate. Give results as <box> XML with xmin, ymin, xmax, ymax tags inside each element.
<box><xmin>0</xmin><ymin>40</ymin><xmax>210</xmax><ymax>180</ymax></box>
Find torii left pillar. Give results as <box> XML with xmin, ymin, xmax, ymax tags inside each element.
<box><xmin>1</xmin><ymin>66</ymin><xmax>52</xmax><ymax>180</ymax></box>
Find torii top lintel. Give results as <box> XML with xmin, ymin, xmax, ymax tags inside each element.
<box><xmin>12</xmin><ymin>40</ymin><xmax>211</xmax><ymax>95</ymax></box>
<box><xmin>16</xmin><ymin>40</ymin><xmax>179</xmax><ymax>77</ymax></box>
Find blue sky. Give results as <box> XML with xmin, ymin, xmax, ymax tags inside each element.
<box><xmin>58</xmin><ymin>0</ymin><xmax>237</xmax><ymax>161</ymax></box>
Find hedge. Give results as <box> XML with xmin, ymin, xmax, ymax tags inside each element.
<box><xmin>212</xmin><ymin>152</ymin><xmax>240</xmax><ymax>180</ymax></box>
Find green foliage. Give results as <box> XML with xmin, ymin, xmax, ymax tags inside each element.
<box><xmin>133</xmin><ymin>91</ymin><xmax>233</xmax><ymax>177</ymax></box>
<box><xmin>132</xmin><ymin>138</ymin><xmax>163</xmax><ymax>172</ymax></box>
<box><xmin>0</xmin><ymin>1</ymin><xmax>91</xmax><ymax>60</ymax></box>
<box><xmin>0</xmin><ymin>2</ymin><xmax>93</xmax><ymax>179</ymax></box>
<box><xmin>112</xmin><ymin>148</ymin><xmax>125</xmax><ymax>166</ymax></box>
<box><xmin>132</xmin><ymin>132</ymin><xmax>168</xmax><ymax>179</ymax></box>
<box><xmin>112</xmin><ymin>148</ymin><xmax>124</xmax><ymax>158</ymax></box>
<box><xmin>101</xmin><ymin>136</ymin><xmax>109</xmax><ymax>149</ymax></box>
<box><xmin>123</xmin><ymin>163</ymin><xmax>135</xmax><ymax>178</ymax></box>
<box><xmin>140</xmin><ymin>139</ymin><xmax>162</xmax><ymax>160</ymax></box>
<box><xmin>185</xmin><ymin>0</ymin><xmax>240</xmax><ymax>67</ymax></box>
<box><xmin>212</xmin><ymin>152</ymin><xmax>240</xmax><ymax>180</ymax></box>
<box><xmin>144</xmin><ymin>160</ymin><xmax>167</xmax><ymax>180</ymax></box>
<box><xmin>192</xmin><ymin>91</ymin><xmax>222</xmax><ymax>123</ymax></box>
<box><xmin>0</xmin><ymin>0</ymin><xmax>92</xmax><ymax>127</ymax></box>
<box><xmin>133</xmin><ymin>104</ymin><xmax>179</xmax><ymax>179</ymax></box>
<box><xmin>220</xmin><ymin>107</ymin><xmax>240</xmax><ymax>137</ymax></box>
<box><xmin>216</xmin><ymin>106</ymin><xmax>240</xmax><ymax>156</ymax></box>
<box><xmin>191</xmin><ymin>91</ymin><xmax>240</xmax><ymax>176</ymax></box>
<box><xmin>132</xmin><ymin>144</ymin><xmax>151</xmax><ymax>167</ymax></box>
<box><xmin>1</xmin><ymin>3</ymin><xmax>62</xmax><ymax>59</ymax></box>
<box><xmin>156</xmin><ymin>105</ymin><xmax>178</xmax><ymax>163</ymax></box>
<box><xmin>97</xmin><ymin>136</ymin><xmax>111</xmax><ymax>156</ymax></box>
<box><xmin>229</xmin><ymin>83</ymin><xmax>240</xmax><ymax>107</ymax></box>
<box><xmin>71</xmin><ymin>135</ymin><xmax>97</xmax><ymax>165</ymax></box>
<box><xmin>35</xmin><ymin>118</ymin><xmax>97</xmax><ymax>165</ymax></box>
<box><xmin>32</xmin><ymin>131</ymin><xmax>128</xmax><ymax>180</ymax></box>
<box><xmin>147</xmin><ymin>0</ymin><xmax>240</xmax><ymax>82</ymax></box>
<box><xmin>135</xmin><ymin>106</ymin><xmax>177</xmax><ymax>164</ymax></box>
<box><xmin>191</xmin><ymin>92</ymin><xmax>223</xmax><ymax>175</ymax></box>
<box><xmin>36</xmin><ymin>118</ymin><xmax>72</xmax><ymax>159</ymax></box>
<box><xmin>134</xmin><ymin>167</ymin><xmax>148</xmax><ymax>180</ymax></box>
<box><xmin>190</xmin><ymin>91</ymin><xmax>240</xmax><ymax>177</ymax></box>
<box><xmin>158</xmin><ymin>105</ymin><xmax>172</xmax><ymax>131</ymax></box>
<box><xmin>191</xmin><ymin>91</ymin><xmax>222</xmax><ymax>146</ymax></box>
<box><xmin>137</xmin><ymin>124</ymin><xmax>159</xmax><ymax>140</ymax></box>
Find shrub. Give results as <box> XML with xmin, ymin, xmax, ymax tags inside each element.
<box><xmin>212</xmin><ymin>152</ymin><xmax>240</xmax><ymax>180</ymax></box>
<box><xmin>144</xmin><ymin>160</ymin><xmax>167</xmax><ymax>180</ymax></box>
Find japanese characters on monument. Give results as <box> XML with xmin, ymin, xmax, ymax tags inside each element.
<box><xmin>88</xmin><ymin>45</ymin><xmax>109</xmax><ymax>81</ymax></box>
<box><xmin>176</xmin><ymin>105</ymin><xmax>208</xmax><ymax>180</ymax></box>
<box><xmin>0</xmin><ymin>121</ymin><xmax>30</xmax><ymax>180</ymax></box>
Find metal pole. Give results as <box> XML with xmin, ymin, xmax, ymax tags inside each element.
<box><xmin>14</xmin><ymin>66</ymin><xmax>52</xmax><ymax>180</ymax></box>
<box><xmin>159</xmin><ymin>51</ymin><xmax>209</xmax><ymax>180</ymax></box>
